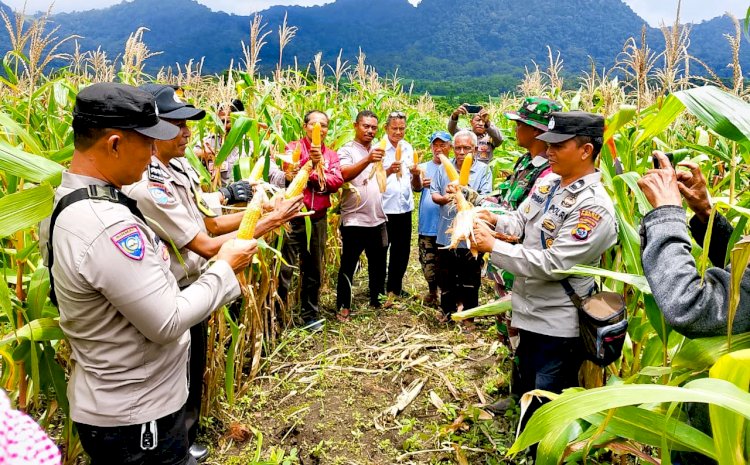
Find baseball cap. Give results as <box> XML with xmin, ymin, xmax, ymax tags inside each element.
<box><xmin>536</xmin><ymin>111</ymin><xmax>605</xmax><ymax>143</ymax></box>
<box><xmin>504</xmin><ymin>97</ymin><xmax>562</xmax><ymax>131</ymax></box>
<box><xmin>140</xmin><ymin>83</ymin><xmax>206</xmax><ymax>121</ymax></box>
<box><xmin>72</xmin><ymin>83</ymin><xmax>180</xmax><ymax>140</ymax></box>
<box><xmin>429</xmin><ymin>131</ymin><xmax>452</xmax><ymax>144</ymax></box>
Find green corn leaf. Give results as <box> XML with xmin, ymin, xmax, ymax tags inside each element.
<box><xmin>509</xmin><ymin>378</ymin><xmax>750</xmax><ymax>457</ymax></box>
<box><xmin>634</xmin><ymin>95</ymin><xmax>685</xmax><ymax>148</ymax></box>
<box><xmin>674</xmin><ymin>332</ymin><xmax>750</xmax><ymax>370</ymax></box>
<box><xmin>0</xmin><ymin>281</ymin><xmax>13</xmax><ymax>330</ymax></box>
<box><xmin>0</xmin><ymin>142</ymin><xmax>64</xmax><ymax>185</ymax></box>
<box><xmin>0</xmin><ymin>318</ymin><xmax>64</xmax><ymax>347</ymax></box>
<box><xmin>674</xmin><ymin>86</ymin><xmax>750</xmax><ymax>145</ymax></box>
<box><xmin>727</xmin><ymin>238</ymin><xmax>750</xmax><ymax>346</ymax></box>
<box><xmin>222</xmin><ymin>306</ymin><xmax>240</xmax><ymax>404</ymax></box>
<box><xmin>536</xmin><ymin>420</ymin><xmax>584</xmax><ymax>465</ymax></box>
<box><xmin>604</xmin><ymin>104</ymin><xmax>637</xmax><ymax>141</ymax></box>
<box><xmin>26</xmin><ymin>266</ymin><xmax>50</xmax><ymax>322</ymax></box>
<box><xmin>215</xmin><ymin>116</ymin><xmax>254</xmax><ymax>167</ymax></box>
<box><xmin>553</xmin><ymin>265</ymin><xmax>651</xmax><ymax>294</ymax></box>
<box><xmin>0</xmin><ymin>183</ymin><xmax>55</xmax><ymax>238</ymax></box>
<box><xmin>39</xmin><ymin>344</ymin><xmax>69</xmax><ymax>414</ymax></box>
<box><xmin>708</xmin><ymin>349</ymin><xmax>750</xmax><ymax>465</ymax></box>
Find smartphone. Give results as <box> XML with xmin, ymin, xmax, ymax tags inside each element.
<box><xmin>463</xmin><ymin>104</ymin><xmax>483</xmax><ymax>114</ymax></box>
<box><xmin>652</xmin><ymin>152</ymin><xmax>675</xmax><ymax>169</ymax></box>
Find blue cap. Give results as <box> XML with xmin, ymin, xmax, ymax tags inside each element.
<box><xmin>429</xmin><ymin>131</ymin><xmax>452</xmax><ymax>144</ymax></box>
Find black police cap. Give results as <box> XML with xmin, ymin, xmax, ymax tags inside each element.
<box><xmin>140</xmin><ymin>84</ymin><xmax>206</xmax><ymax>121</ymax></box>
<box><xmin>536</xmin><ymin>111</ymin><xmax>605</xmax><ymax>143</ymax></box>
<box><xmin>73</xmin><ymin>83</ymin><xmax>179</xmax><ymax>140</ymax></box>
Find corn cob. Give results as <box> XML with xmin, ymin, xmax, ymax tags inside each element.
<box><xmin>379</xmin><ymin>138</ymin><xmax>387</xmax><ymax>150</ymax></box>
<box><xmin>286</xmin><ymin>160</ymin><xmax>312</xmax><ymax>199</ymax></box>
<box><xmin>413</xmin><ymin>149</ymin><xmax>420</xmax><ymax>166</ymax></box>
<box><xmin>311</xmin><ymin>122</ymin><xmax>322</xmax><ymax>146</ymax></box>
<box><xmin>459</xmin><ymin>153</ymin><xmax>473</xmax><ymax>186</ymax></box>
<box><xmin>237</xmin><ymin>190</ymin><xmax>264</xmax><ymax>239</ymax></box>
<box><xmin>248</xmin><ymin>157</ymin><xmax>265</xmax><ymax>182</ymax></box>
<box><xmin>438</xmin><ymin>154</ymin><xmax>459</xmax><ymax>183</ymax></box>
<box><xmin>292</xmin><ymin>144</ymin><xmax>302</xmax><ymax>164</ymax></box>
<box><xmin>395</xmin><ymin>141</ymin><xmax>402</xmax><ymax>161</ymax></box>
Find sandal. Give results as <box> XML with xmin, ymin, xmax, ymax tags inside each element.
<box><xmin>436</xmin><ymin>311</ymin><xmax>451</xmax><ymax>324</ymax></box>
<box><xmin>336</xmin><ymin>308</ymin><xmax>351</xmax><ymax>322</ymax></box>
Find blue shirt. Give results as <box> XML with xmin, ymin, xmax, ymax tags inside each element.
<box><xmin>382</xmin><ymin>139</ymin><xmax>415</xmax><ymax>214</ymax></box>
<box><xmin>431</xmin><ymin>158</ymin><xmax>492</xmax><ymax>247</ymax></box>
<box><xmin>417</xmin><ymin>160</ymin><xmax>443</xmax><ymax>236</ymax></box>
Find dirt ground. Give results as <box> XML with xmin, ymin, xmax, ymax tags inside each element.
<box><xmin>206</xmin><ymin>236</ymin><xmax>525</xmax><ymax>465</ymax></box>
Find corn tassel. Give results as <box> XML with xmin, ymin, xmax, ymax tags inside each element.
<box><xmin>286</xmin><ymin>160</ymin><xmax>312</xmax><ymax>198</ymax></box>
<box><xmin>311</xmin><ymin>122</ymin><xmax>322</xmax><ymax>146</ymax></box>
<box><xmin>237</xmin><ymin>191</ymin><xmax>264</xmax><ymax>239</ymax></box>
<box><xmin>439</xmin><ymin>154</ymin><xmax>459</xmax><ymax>183</ymax></box>
<box><xmin>291</xmin><ymin>144</ymin><xmax>302</xmax><ymax>164</ymax></box>
<box><xmin>248</xmin><ymin>157</ymin><xmax>265</xmax><ymax>182</ymax></box>
<box><xmin>459</xmin><ymin>153</ymin><xmax>473</xmax><ymax>186</ymax></box>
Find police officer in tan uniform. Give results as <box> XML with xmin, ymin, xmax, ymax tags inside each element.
<box><xmin>41</xmin><ymin>83</ymin><xmax>258</xmax><ymax>465</ymax></box>
<box><xmin>472</xmin><ymin>112</ymin><xmax>617</xmax><ymax>440</ymax></box>
<box><xmin>122</xmin><ymin>84</ymin><xmax>303</xmax><ymax>461</ymax></box>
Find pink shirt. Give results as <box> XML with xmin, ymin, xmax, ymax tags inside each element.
<box><xmin>0</xmin><ymin>390</ymin><xmax>60</xmax><ymax>465</ymax></box>
<box><xmin>337</xmin><ymin>140</ymin><xmax>387</xmax><ymax>227</ymax></box>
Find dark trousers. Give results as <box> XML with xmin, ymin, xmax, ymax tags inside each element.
<box><xmin>278</xmin><ymin>215</ymin><xmax>327</xmax><ymax>323</ymax></box>
<box><xmin>516</xmin><ymin>329</ymin><xmax>582</xmax><ymax>432</ymax></box>
<box><xmin>436</xmin><ymin>248</ymin><xmax>482</xmax><ymax>315</ymax></box>
<box><xmin>386</xmin><ymin>212</ymin><xmax>412</xmax><ymax>295</ymax></box>
<box><xmin>418</xmin><ymin>235</ymin><xmax>438</xmax><ymax>293</ymax></box>
<box><xmin>336</xmin><ymin>223</ymin><xmax>388</xmax><ymax>310</ymax></box>
<box><xmin>185</xmin><ymin>319</ymin><xmax>208</xmax><ymax>445</ymax></box>
<box><xmin>76</xmin><ymin>406</ymin><xmax>196</xmax><ymax>465</ymax></box>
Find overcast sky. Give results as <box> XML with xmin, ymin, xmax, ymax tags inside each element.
<box><xmin>4</xmin><ymin>0</ymin><xmax>747</xmax><ymax>26</ymax></box>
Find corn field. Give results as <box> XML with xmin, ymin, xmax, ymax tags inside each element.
<box><xmin>1</xmin><ymin>4</ymin><xmax>750</xmax><ymax>464</ymax></box>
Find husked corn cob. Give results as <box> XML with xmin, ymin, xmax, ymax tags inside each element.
<box><xmin>237</xmin><ymin>192</ymin><xmax>264</xmax><ymax>239</ymax></box>
<box><xmin>379</xmin><ymin>138</ymin><xmax>387</xmax><ymax>150</ymax></box>
<box><xmin>459</xmin><ymin>153</ymin><xmax>473</xmax><ymax>186</ymax></box>
<box><xmin>413</xmin><ymin>150</ymin><xmax>419</xmax><ymax>166</ymax></box>
<box><xmin>439</xmin><ymin>154</ymin><xmax>459</xmax><ymax>183</ymax></box>
<box><xmin>286</xmin><ymin>160</ymin><xmax>312</xmax><ymax>198</ymax></box>
<box><xmin>292</xmin><ymin>144</ymin><xmax>302</xmax><ymax>164</ymax></box>
<box><xmin>248</xmin><ymin>157</ymin><xmax>265</xmax><ymax>182</ymax></box>
<box><xmin>395</xmin><ymin>141</ymin><xmax>402</xmax><ymax>161</ymax></box>
<box><xmin>311</xmin><ymin>122</ymin><xmax>322</xmax><ymax>146</ymax></box>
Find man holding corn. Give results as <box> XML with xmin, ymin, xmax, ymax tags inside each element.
<box><xmin>122</xmin><ymin>84</ymin><xmax>303</xmax><ymax>462</ymax></box>
<box><xmin>381</xmin><ymin>111</ymin><xmax>422</xmax><ymax>305</ymax></box>
<box><xmin>274</xmin><ymin>110</ymin><xmax>344</xmax><ymax>330</ymax></box>
<box><xmin>471</xmin><ymin>111</ymin><xmax>617</xmax><ymax>434</ymax></box>
<box><xmin>41</xmin><ymin>83</ymin><xmax>258</xmax><ymax>465</ymax></box>
<box><xmin>336</xmin><ymin>110</ymin><xmax>388</xmax><ymax>321</ymax></box>
<box><xmin>431</xmin><ymin>130</ymin><xmax>492</xmax><ymax>324</ymax></box>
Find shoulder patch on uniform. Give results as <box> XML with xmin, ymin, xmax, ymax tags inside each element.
<box><xmin>568</xmin><ymin>179</ymin><xmax>586</xmax><ymax>193</ymax></box>
<box><xmin>147</xmin><ymin>182</ymin><xmax>175</xmax><ymax>205</ymax></box>
<box><xmin>570</xmin><ymin>209</ymin><xmax>602</xmax><ymax>241</ymax></box>
<box><xmin>147</xmin><ymin>164</ymin><xmax>170</xmax><ymax>183</ymax></box>
<box><xmin>110</xmin><ymin>226</ymin><xmax>145</xmax><ymax>260</ymax></box>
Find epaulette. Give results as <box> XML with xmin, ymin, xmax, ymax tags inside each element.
<box><xmin>147</xmin><ymin>163</ymin><xmax>170</xmax><ymax>183</ymax></box>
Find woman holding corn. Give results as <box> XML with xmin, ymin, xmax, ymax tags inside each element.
<box><xmin>275</xmin><ymin>110</ymin><xmax>344</xmax><ymax>330</ymax></box>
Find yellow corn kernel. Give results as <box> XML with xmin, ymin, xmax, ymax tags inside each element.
<box><xmin>311</xmin><ymin>122</ymin><xmax>321</xmax><ymax>146</ymax></box>
<box><xmin>286</xmin><ymin>160</ymin><xmax>312</xmax><ymax>198</ymax></box>
<box><xmin>413</xmin><ymin>149</ymin><xmax>419</xmax><ymax>166</ymax></box>
<box><xmin>438</xmin><ymin>154</ymin><xmax>459</xmax><ymax>183</ymax></box>
<box><xmin>459</xmin><ymin>153</ymin><xmax>473</xmax><ymax>186</ymax></box>
<box><xmin>395</xmin><ymin>141</ymin><xmax>402</xmax><ymax>162</ymax></box>
<box><xmin>248</xmin><ymin>157</ymin><xmax>265</xmax><ymax>182</ymax></box>
<box><xmin>237</xmin><ymin>194</ymin><xmax>263</xmax><ymax>240</ymax></box>
<box><xmin>292</xmin><ymin>144</ymin><xmax>302</xmax><ymax>164</ymax></box>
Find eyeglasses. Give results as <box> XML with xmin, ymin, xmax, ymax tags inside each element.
<box><xmin>388</xmin><ymin>111</ymin><xmax>406</xmax><ymax>119</ymax></box>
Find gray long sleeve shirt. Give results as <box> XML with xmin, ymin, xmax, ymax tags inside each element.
<box><xmin>640</xmin><ymin>206</ymin><xmax>750</xmax><ymax>339</ymax></box>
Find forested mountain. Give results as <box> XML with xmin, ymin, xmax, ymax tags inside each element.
<box><xmin>1</xmin><ymin>0</ymin><xmax>747</xmax><ymax>93</ymax></box>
